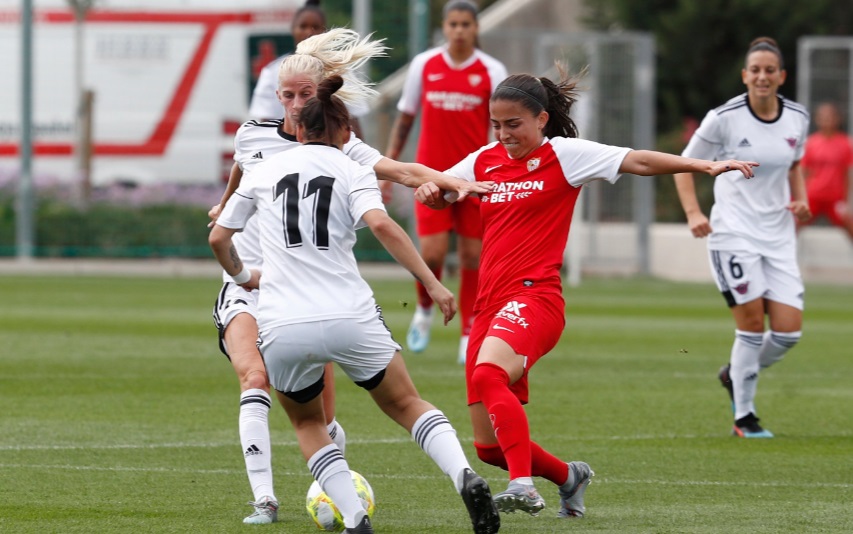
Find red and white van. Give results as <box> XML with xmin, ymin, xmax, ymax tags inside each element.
<box><xmin>1</xmin><ymin>0</ymin><xmax>301</xmax><ymax>185</ymax></box>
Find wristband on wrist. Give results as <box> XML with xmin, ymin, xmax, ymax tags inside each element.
<box><xmin>231</xmin><ymin>266</ymin><xmax>251</xmax><ymax>285</ymax></box>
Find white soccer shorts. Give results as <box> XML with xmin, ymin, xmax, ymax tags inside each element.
<box><xmin>259</xmin><ymin>306</ymin><xmax>402</xmax><ymax>394</ymax></box>
<box><xmin>212</xmin><ymin>282</ymin><xmax>260</xmax><ymax>356</ymax></box>
<box><xmin>708</xmin><ymin>249</ymin><xmax>804</xmax><ymax>310</ymax></box>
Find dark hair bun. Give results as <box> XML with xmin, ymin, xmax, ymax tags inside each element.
<box><xmin>305</xmin><ymin>0</ymin><xmax>321</xmax><ymax>6</ymax></box>
<box><xmin>317</xmin><ymin>75</ymin><xmax>344</xmax><ymax>103</ymax></box>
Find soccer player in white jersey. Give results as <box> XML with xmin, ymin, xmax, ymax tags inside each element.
<box><xmin>210</xmin><ymin>75</ymin><xmax>501</xmax><ymax>534</ymax></box>
<box><xmin>209</xmin><ymin>28</ymin><xmax>492</xmax><ymax>525</ymax></box>
<box><xmin>413</xmin><ymin>65</ymin><xmax>756</xmax><ymax>518</ymax></box>
<box><xmin>675</xmin><ymin>37</ymin><xmax>811</xmax><ymax>438</ymax></box>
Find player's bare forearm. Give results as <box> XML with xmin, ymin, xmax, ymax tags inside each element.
<box><xmin>788</xmin><ymin>163</ymin><xmax>808</xmax><ymax>203</ymax></box>
<box><xmin>385</xmin><ymin>112</ymin><xmax>415</xmax><ymax>160</ymax></box>
<box><xmin>622</xmin><ymin>150</ymin><xmax>757</xmax><ymax>178</ymax></box>
<box><xmin>219</xmin><ymin>163</ymin><xmax>243</xmax><ymax>208</ymax></box>
<box><xmin>374</xmin><ymin>158</ymin><xmax>492</xmax><ymax>198</ymax></box>
<box><xmin>673</xmin><ymin>172</ymin><xmax>701</xmax><ymax>216</ymax></box>
<box><xmin>208</xmin><ymin>164</ymin><xmax>244</xmax><ymax>227</ymax></box>
<box><xmin>365</xmin><ymin>210</ymin><xmax>456</xmax><ymax>323</ymax></box>
<box><xmin>364</xmin><ymin>211</ymin><xmax>432</xmax><ymax>285</ymax></box>
<box><xmin>788</xmin><ymin>163</ymin><xmax>812</xmax><ymax>221</ymax></box>
<box><xmin>209</xmin><ymin>225</ymin><xmax>241</xmax><ymax>276</ymax></box>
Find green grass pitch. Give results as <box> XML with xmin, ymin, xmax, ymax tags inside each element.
<box><xmin>0</xmin><ymin>273</ymin><xmax>851</xmax><ymax>533</ymax></box>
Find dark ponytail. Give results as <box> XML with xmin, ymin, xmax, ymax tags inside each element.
<box><xmin>491</xmin><ymin>63</ymin><xmax>580</xmax><ymax>139</ymax></box>
<box><xmin>298</xmin><ymin>75</ymin><xmax>350</xmax><ymax>144</ymax></box>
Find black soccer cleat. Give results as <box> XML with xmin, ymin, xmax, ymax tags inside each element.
<box><xmin>733</xmin><ymin>412</ymin><xmax>774</xmax><ymax>438</ymax></box>
<box><xmin>345</xmin><ymin>514</ymin><xmax>374</xmax><ymax>534</ymax></box>
<box><xmin>718</xmin><ymin>364</ymin><xmax>734</xmax><ymax>401</ymax></box>
<box><xmin>460</xmin><ymin>468</ymin><xmax>501</xmax><ymax>534</ymax></box>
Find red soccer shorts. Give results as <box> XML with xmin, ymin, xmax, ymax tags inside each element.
<box><xmin>465</xmin><ymin>291</ymin><xmax>566</xmax><ymax>405</ymax></box>
<box><xmin>807</xmin><ymin>196</ymin><xmax>850</xmax><ymax>227</ymax></box>
<box><xmin>415</xmin><ymin>195</ymin><xmax>482</xmax><ymax>238</ymax></box>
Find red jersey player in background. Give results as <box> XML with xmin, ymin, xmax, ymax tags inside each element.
<box><xmin>799</xmin><ymin>101</ymin><xmax>853</xmax><ymax>240</ymax></box>
<box><xmin>415</xmin><ymin>66</ymin><xmax>757</xmax><ymax>519</ymax></box>
<box><xmin>384</xmin><ymin>0</ymin><xmax>507</xmax><ymax>364</ymax></box>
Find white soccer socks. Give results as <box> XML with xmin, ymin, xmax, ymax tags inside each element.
<box><xmin>729</xmin><ymin>330</ymin><xmax>764</xmax><ymax>420</ymax></box>
<box><xmin>411</xmin><ymin>409</ymin><xmax>470</xmax><ymax>494</ymax></box>
<box><xmin>758</xmin><ymin>330</ymin><xmax>801</xmax><ymax>369</ymax></box>
<box><xmin>239</xmin><ymin>388</ymin><xmax>275</xmax><ymax>500</ymax></box>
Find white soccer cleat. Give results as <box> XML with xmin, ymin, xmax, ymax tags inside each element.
<box><xmin>557</xmin><ymin>461</ymin><xmax>593</xmax><ymax>518</ymax></box>
<box><xmin>493</xmin><ymin>482</ymin><xmax>546</xmax><ymax>516</ymax></box>
<box><xmin>243</xmin><ymin>495</ymin><xmax>278</xmax><ymax>524</ymax></box>
<box><xmin>406</xmin><ymin>306</ymin><xmax>433</xmax><ymax>353</ymax></box>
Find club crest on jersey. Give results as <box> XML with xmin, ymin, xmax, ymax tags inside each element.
<box><xmin>526</xmin><ymin>158</ymin><xmax>541</xmax><ymax>172</ymax></box>
<box><xmin>468</xmin><ymin>73</ymin><xmax>482</xmax><ymax>87</ymax></box>
<box><xmin>496</xmin><ymin>301</ymin><xmax>529</xmax><ymax>328</ymax></box>
<box><xmin>785</xmin><ymin>137</ymin><xmax>797</xmax><ymax>148</ymax></box>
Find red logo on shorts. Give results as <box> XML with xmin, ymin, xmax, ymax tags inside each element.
<box><xmin>734</xmin><ymin>282</ymin><xmax>749</xmax><ymax>295</ymax></box>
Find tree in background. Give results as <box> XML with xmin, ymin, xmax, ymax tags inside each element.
<box><xmin>321</xmin><ymin>0</ymin><xmax>499</xmax><ymax>80</ymax></box>
<box><xmin>583</xmin><ymin>0</ymin><xmax>853</xmax><ymax>221</ymax></box>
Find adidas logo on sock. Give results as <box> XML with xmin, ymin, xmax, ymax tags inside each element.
<box><xmin>244</xmin><ymin>444</ymin><xmax>262</xmax><ymax>457</ymax></box>
<box><xmin>252</xmin><ymin>151</ymin><xmax>263</xmax><ymax>159</ymax></box>
<box><xmin>738</xmin><ymin>138</ymin><xmax>751</xmax><ymax>147</ymax></box>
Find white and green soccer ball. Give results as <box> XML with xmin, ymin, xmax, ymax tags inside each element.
<box><xmin>305</xmin><ymin>470</ymin><xmax>376</xmax><ymax>532</ymax></box>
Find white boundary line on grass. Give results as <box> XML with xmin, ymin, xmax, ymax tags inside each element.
<box><xmin>0</xmin><ymin>437</ymin><xmax>411</xmax><ymax>451</ymax></box>
<box><xmin>2</xmin><ymin>430</ymin><xmax>852</xmax><ymax>451</ymax></box>
<box><xmin>2</xmin><ymin>463</ymin><xmax>851</xmax><ymax>489</ymax></box>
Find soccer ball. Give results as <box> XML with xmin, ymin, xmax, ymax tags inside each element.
<box><xmin>305</xmin><ymin>470</ymin><xmax>376</xmax><ymax>532</ymax></box>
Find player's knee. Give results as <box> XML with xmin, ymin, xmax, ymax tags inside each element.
<box><xmin>457</xmin><ymin>249</ymin><xmax>480</xmax><ymax>270</ymax></box>
<box><xmin>242</xmin><ymin>368</ymin><xmax>270</xmax><ymax>392</ymax></box>
<box><xmin>471</xmin><ymin>363</ymin><xmax>509</xmax><ymax>392</ymax></box>
<box><xmin>771</xmin><ymin>330</ymin><xmax>801</xmax><ymax>349</ymax></box>
<box><xmin>739</xmin><ymin>315</ymin><xmax>765</xmax><ymax>332</ymax></box>
<box><xmin>474</xmin><ymin>442</ymin><xmax>508</xmax><ymax>470</ymax></box>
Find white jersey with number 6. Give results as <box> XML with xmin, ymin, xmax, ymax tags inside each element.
<box><xmin>217</xmin><ymin>143</ymin><xmax>386</xmax><ymax>332</ymax></box>
<box><xmin>681</xmin><ymin>93</ymin><xmax>809</xmax><ymax>257</ymax></box>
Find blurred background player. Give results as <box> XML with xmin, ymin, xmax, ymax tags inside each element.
<box><xmin>384</xmin><ymin>0</ymin><xmax>507</xmax><ymax>363</ymax></box>
<box><xmin>249</xmin><ymin>0</ymin><xmax>326</xmax><ymax>120</ymax></box>
<box><xmin>674</xmin><ymin>37</ymin><xmax>810</xmax><ymax>438</ymax></box>
<box><xmin>799</xmin><ymin>101</ymin><xmax>853</xmax><ymax>241</ymax></box>
<box><xmin>248</xmin><ymin>0</ymin><xmax>367</xmax><ymax>137</ymax></box>
<box><xmin>415</xmin><ymin>65</ymin><xmax>756</xmax><ymax>518</ymax></box>
<box><xmin>210</xmin><ymin>75</ymin><xmax>501</xmax><ymax>534</ymax></box>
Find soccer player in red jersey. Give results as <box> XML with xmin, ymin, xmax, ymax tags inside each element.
<box><xmin>800</xmin><ymin>101</ymin><xmax>853</xmax><ymax>240</ymax></box>
<box><xmin>416</xmin><ymin>66</ymin><xmax>757</xmax><ymax>518</ymax></box>
<box><xmin>385</xmin><ymin>0</ymin><xmax>507</xmax><ymax>363</ymax></box>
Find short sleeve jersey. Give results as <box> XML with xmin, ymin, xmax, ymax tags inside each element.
<box><xmin>398</xmin><ymin>46</ymin><xmax>507</xmax><ymax>171</ymax></box>
<box><xmin>445</xmin><ymin>137</ymin><xmax>630</xmax><ymax>312</ymax></box>
<box><xmin>682</xmin><ymin>94</ymin><xmax>810</xmax><ymax>256</ymax></box>
<box><xmin>800</xmin><ymin>131</ymin><xmax>853</xmax><ymax>201</ymax></box>
<box><xmin>217</xmin><ymin>143</ymin><xmax>385</xmax><ymax>331</ymax></box>
<box><xmin>227</xmin><ymin>120</ymin><xmax>382</xmax><ymax>283</ymax></box>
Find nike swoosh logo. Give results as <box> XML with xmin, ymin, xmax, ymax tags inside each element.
<box><xmin>485</xmin><ymin>165</ymin><xmax>503</xmax><ymax>173</ymax></box>
<box><xmin>492</xmin><ymin>324</ymin><xmax>514</xmax><ymax>333</ymax></box>
<box><xmin>427</xmin><ymin>74</ymin><xmax>445</xmax><ymax>82</ymax></box>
